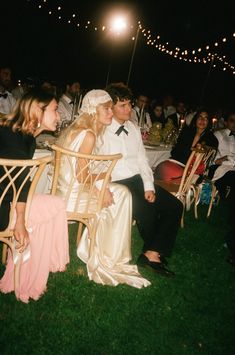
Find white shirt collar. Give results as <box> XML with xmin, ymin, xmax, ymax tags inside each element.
<box><xmin>62</xmin><ymin>94</ymin><xmax>72</xmax><ymax>104</ymax></box>
<box><xmin>108</xmin><ymin>118</ymin><xmax>129</xmax><ymax>133</ymax></box>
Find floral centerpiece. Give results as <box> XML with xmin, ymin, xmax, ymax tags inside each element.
<box><xmin>147</xmin><ymin>123</ymin><xmax>162</xmax><ymax>145</ymax></box>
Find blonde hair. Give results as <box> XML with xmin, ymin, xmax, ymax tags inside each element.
<box><xmin>0</xmin><ymin>89</ymin><xmax>55</xmax><ymax>135</ymax></box>
<box><xmin>56</xmin><ymin>102</ymin><xmax>110</xmax><ymax>148</ymax></box>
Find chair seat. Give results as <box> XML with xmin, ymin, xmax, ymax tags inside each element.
<box><xmin>155</xmin><ymin>147</ymin><xmax>216</xmax><ymax>227</ymax></box>
<box><xmin>155</xmin><ymin>179</ymin><xmax>180</xmax><ymax>194</ymax></box>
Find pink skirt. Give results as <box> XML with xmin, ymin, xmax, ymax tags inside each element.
<box><xmin>0</xmin><ymin>194</ymin><xmax>70</xmax><ymax>303</ymax></box>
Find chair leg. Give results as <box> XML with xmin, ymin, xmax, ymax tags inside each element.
<box><xmin>88</xmin><ymin>220</ymin><xmax>98</xmax><ymax>257</ymax></box>
<box><xmin>225</xmin><ymin>186</ymin><xmax>231</xmax><ymax>198</ymax></box>
<box><xmin>180</xmin><ymin>215</ymin><xmax>184</xmax><ymax>228</ymax></box>
<box><xmin>180</xmin><ymin>206</ymin><xmax>185</xmax><ymax>228</ymax></box>
<box><xmin>2</xmin><ymin>243</ymin><xmax>8</xmax><ymax>264</ymax></box>
<box><xmin>76</xmin><ymin>222</ymin><xmax>83</xmax><ymax>246</ymax></box>
<box><xmin>14</xmin><ymin>254</ymin><xmax>22</xmax><ymax>300</ymax></box>
<box><xmin>194</xmin><ymin>188</ymin><xmax>200</xmax><ymax>219</ymax></box>
<box><xmin>207</xmin><ymin>185</ymin><xmax>217</xmax><ymax>218</ymax></box>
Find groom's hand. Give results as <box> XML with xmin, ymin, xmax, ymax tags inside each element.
<box><xmin>144</xmin><ymin>190</ymin><xmax>156</xmax><ymax>203</ymax></box>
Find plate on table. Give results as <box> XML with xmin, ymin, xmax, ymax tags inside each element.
<box><xmin>36</xmin><ymin>133</ymin><xmax>56</xmax><ymax>149</ymax></box>
<box><xmin>144</xmin><ymin>142</ymin><xmax>160</xmax><ymax>149</ymax></box>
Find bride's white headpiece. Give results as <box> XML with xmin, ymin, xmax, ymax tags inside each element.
<box><xmin>80</xmin><ymin>89</ymin><xmax>112</xmax><ymax>115</ymax></box>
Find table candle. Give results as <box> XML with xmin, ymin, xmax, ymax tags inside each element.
<box><xmin>212</xmin><ymin>118</ymin><xmax>217</xmax><ymax>128</ymax></box>
<box><xmin>180</xmin><ymin>119</ymin><xmax>185</xmax><ymax>128</ymax></box>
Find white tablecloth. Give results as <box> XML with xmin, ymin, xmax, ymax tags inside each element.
<box><xmin>144</xmin><ymin>145</ymin><xmax>171</xmax><ymax>169</ymax></box>
<box><xmin>33</xmin><ymin>149</ymin><xmax>53</xmax><ymax>194</ymax></box>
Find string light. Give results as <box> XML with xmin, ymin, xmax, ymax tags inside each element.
<box><xmin>138</xmin><ymin>22</ymin><xmax>235</xmax><ymax>74</ymax></box>
<box><xmin>31</xmin><ymin>0</ymin><xmax>235</xmax><ymax>75</ymax></box>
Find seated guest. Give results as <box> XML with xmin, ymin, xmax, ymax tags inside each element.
<box><xmin>149</xmin><ymin>101</ymin><xmax>167</xmax><ymax>127</ymax></box>
<box><xmin>40</xmin><ymin>78</ymin><xmax>58</xmax><ymax>96</ymax></box>
<box><xmin>57</xmin><ymin>79</ymin><xmax>81</xmax><ymax>128</ymax></box>
<box><xmin>12</xmin><ymin>77</ymin><xmax>37</xmax><ymax>100</ymax></box>
<box><xmin>167</xmin><ymin>100</ymin><xmax>187</xmax><ymax>129</ymax></box>
<box><xmin>0</xmin><ymin>65</ymin><xmax>16</xmax><ymax>115</ymax></box>
<box><xmin>185</xmin><ymin>105</ymin><xmax>198</xmax><ymax>126</ymax></box>
<box><xmin>155</xmin><ymin>109</ymin><xmax>218</xmax><ymax>182</ymax></box>
<box><xmin>56</xmin><ymin>89</ymin><xmax>150</xmax><ymax>288</ymax></box>
<box><xmin>96</xmin><ymin>83</ymin><xmax>183</xmax><ymax>277</ymax></box>
<box><xmin>162</xmin><ymin>94</ymin><xmax>176</xmax><ymax>118</ymax></box>
<box><xmin>131</xmin><ymin>93</ymin><xmax>152</xmax><ymax>130</ymax></box>
<box><xmin>0</xmin><ymin>89</ymin><xmax>69</xmax><ymax>303</ymax></box>
<box><xmin>210</xmin><ymin>112</ymin><xmax>235</xmax><ymax>265</ymax></box>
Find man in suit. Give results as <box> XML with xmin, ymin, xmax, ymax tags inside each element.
<box><xmin>57</xmin><ymin>79</ymin><xmax>81</xmax><ymax>128</ymax></box>
<box><xmin>0</xmin><ymin>65</ymin><xmax>16</xmax><ymax>115</ymax></box>
<box><xmin>96</xmin><ymin>83</ymin><xmax>183</xmax><ymax>277</ymax></box>
<box><xmin>131</xmin><ymin>93</ymin><xmax>152</xmax><ymax>130</ymax></box>
<box><xmin>213</xmin><ymin>112</ymin><xmax>235</xmax><ymax>265</ymax></box>
<box><xmin>167</xmin><ymin>100</ymin><xmax>187</xmax><ymax>129</ymax></box>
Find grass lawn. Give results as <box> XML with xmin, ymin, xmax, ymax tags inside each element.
<box><xmin>0</xmin><ymin>201</ymin><xmax>234</xmax><ymax>355</ymax></box>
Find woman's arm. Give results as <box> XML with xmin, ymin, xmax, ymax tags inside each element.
<box><xmin>76</xmin><ymin>131</ymin><xmax>114</xmax><ymax>206</ymax></box>
<box><xmin>76</xmin><ymin>131</ymin><xmax>110</xmax><ymax>182</ymax></box>
<box><xmin>13</xmin><ymin>202</ymin><xmax>30</xmax><ymax>253</ymax></box>
<box><xmin>76</xmin><ymin>131</ymin><xmax>97</xmax><ymax>182</ymax></box>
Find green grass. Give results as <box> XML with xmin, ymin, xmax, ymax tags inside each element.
<box><xmin>1</xmin><ymin>201</ymin><xmax>235</xmax><ymax>355</ymax></box>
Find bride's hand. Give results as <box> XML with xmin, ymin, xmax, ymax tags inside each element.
<box><xmin>102</xmin><ymin>188</ymin><xmax>114</xmax><ymax>208</ymax></box>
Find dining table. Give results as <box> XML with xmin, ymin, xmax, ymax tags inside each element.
<box><xmin>144</xmin><ymin>143</ymin><xmax>172</xmax><ymax>169</ymax></box>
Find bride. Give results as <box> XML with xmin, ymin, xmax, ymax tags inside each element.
<box><xmin>55</xmin><ymin>89</ymin><xmax>150</xmax><ymax>288</ymax></box>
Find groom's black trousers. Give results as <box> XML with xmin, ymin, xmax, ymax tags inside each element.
<box><xmin>114</xmin><ymin>174</ymin><xmax>183</xmax><ymax>257</ymax></box>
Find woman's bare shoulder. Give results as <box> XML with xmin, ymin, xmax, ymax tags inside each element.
<box><xmin>84</xmin><ymin>129</ymin><xmax>96</xmax><ymax>142</ymax></box>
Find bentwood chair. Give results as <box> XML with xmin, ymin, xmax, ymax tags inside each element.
<box><xmin>50</xmin><ymin>144</ymin><xmax>122</xmax><ymax>254</ymax></box>
<box><xmin>0</xmin><ymin>155</ymin><xmax>52</xmax><ymax>298</ymax></box>
<box><xmin>192</xmin><ymin>147</ymin><xmax>218</xmax><ymax>219</ymax></box>
<box><xmin>155</xmin><ymin>147</ymin><xmax>210</xmax><ymax>227</ymax></box>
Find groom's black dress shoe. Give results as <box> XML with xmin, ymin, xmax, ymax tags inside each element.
<box><xmin>137</xmin><ymin>254</ymin><xmax>175</xmax><ymax>278</ymax></box>
<box><xmin>160</xmin><ymin>255</ymin><xmax>168</xmax><ymax>266</ymax></box>
<box><xmin>227</xmin><ymin>254</ymin><xmax>235</xmax><ymax>266</ymax></box>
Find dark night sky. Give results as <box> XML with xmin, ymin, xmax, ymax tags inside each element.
<box><xmin>1</xmin><ymin>0</ymin><xmax>235</xmax><ymax>108</ymax></box>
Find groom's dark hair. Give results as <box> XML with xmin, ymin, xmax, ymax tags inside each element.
<box><xmin>105</xmin><ymin>82</ymin><xmax>133</xmax><ymax>105</ymax></box>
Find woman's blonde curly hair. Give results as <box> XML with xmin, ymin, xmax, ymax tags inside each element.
<box><xmin>56</xmin><ymin>104</ymin><xmax>108</xmax><ymax>147</ymax></box>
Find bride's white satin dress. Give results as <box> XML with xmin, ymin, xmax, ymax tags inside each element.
<box><xmin>55</xmin><ymin>130</ymin><xmax>150</xmax><ymax>288</ymax></box>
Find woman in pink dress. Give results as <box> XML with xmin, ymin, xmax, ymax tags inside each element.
<box><xmin>0</xmin><ymin>89</ymin><xmax>70</xmax><ymax>303</ymax></box>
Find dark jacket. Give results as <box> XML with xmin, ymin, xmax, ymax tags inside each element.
<box><xmin>170</xmin><ymin>125</ymin><xmax>218</xmax><ymax>165</ymax></box>
<box><xmin>0</xmin><ymin>125</ymin><xmax>36</xmax><ymax>230</ymax></box>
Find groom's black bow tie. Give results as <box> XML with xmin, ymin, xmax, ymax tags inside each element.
<box><xmin>229</xmin><ymin>131</ymin><xmax>235</xmax><ymax>136</ymax></box>
<box><xmin>0</xmin><ymin>93</ymin><xmax>8</xmax><ymax>99</ymax></box>
<box><xmin>115</xmin><ymin>125</ymin><xmax>128</xmax><ymax>136</ymax></box>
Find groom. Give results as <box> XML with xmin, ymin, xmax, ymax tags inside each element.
<box><xmin>96</xmin><ymin>83</ymin><xmax>183</xmax><ymax>277</ymax></box>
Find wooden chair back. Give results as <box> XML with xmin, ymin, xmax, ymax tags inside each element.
<box><xmin>0</xmin><ymin>155</ymin><xmax>52</xmax><ymax>296</ymax></box>
<box><xmin>50</xmin><ymin>144</ymin><xmax>122</xmax><ymax>248</ymax></box>
<box><xmin>192</xmin><ymin>147</ymin><xmax>218</xmax><ymax>219</ymax></box>
<box><xmin>155</xmin><ymin>147</ymin><xmax>211</xmax><ymax>226</ymax></box>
